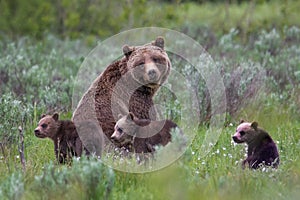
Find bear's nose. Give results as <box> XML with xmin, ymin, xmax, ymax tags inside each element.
<box><xmin>111</xmin><ymin>134</ymin><xmax>118</xmax><ymax>141</ymax></box>
<box><xmin>34</xmin><ymin>129</ymin><xmax>40</xmax><ymax>134</ymax></box>
<box><xmin>232</xmin><ymin>136</ymin><xmax>238</xmax><ymax>142</ymax></box>
<box><xmin>148</xmin><ymin>69</ymin><xmax>157</xmax><ymax>80</ymax></box>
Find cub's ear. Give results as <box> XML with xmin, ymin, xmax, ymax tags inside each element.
<box><xmin>126</xmin><ymin>112</ymin><xmax>135</xmax><ymax>121</ymax></box>
<box><xmin>117</xmin><ymin>114</ymin><xmax>123</xmax><ymax>120</ymax></box>
<box><xmin>239</xmin><ymin>119</ymin><xmax>245</xmax><ymax>124</ymax></box>
<box><xmin>153</xmin><ymin>36</ymin><xmax>164</xmax><ymax>49</ymax></box>
<box><xmin>251</xmin><ymin>121</ymin><xmax>258</xmax><ymax>130</ymax></box>
<box><xmin>40</xmin><ymin>114</ymin><xmax>46</xmax><ymax>119</ymax></box>
<box><xmin>123</xmin><ymin>45</ymin><xmax>134</xmax><ymax>58</ymax></box>
<box><xmin>52</xmin><ymin>113</ymin><xmax>59</xmax><ymax>121</ymax></box>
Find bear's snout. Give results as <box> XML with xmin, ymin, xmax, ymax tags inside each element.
<box><xmin>34</xmin><ymin>129</ymin><xmax>41</xmax><ymax>137</ymax></box>
<box><xmin>147</xmin><ymin>69</ymin><xmax>157</xmax><ymax>81</ymax></box>
<box><xmin>34</xmin><ymin>128</ymin><xmax>46</xmax><ymax>138</ymax></box>
<box><xmin>232</xmin><ymin>135</ymin><xmax>238</xmax><ymax>142</ymax></box>
<box><xmin>232</xmin><ymin>135</ymin><xmax>243</xmax><ymax>143</ymax></box>
<box><xmin>111</xmin><ymin>132</ymin><xmax>121</xmax><ymax>141</ymax></box>
<box><xmin>111</xmin><ymin>134</ymin><xmax>117</xmax><ymax>140</ymax></box>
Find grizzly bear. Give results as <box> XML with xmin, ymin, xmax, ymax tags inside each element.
<box><xmin>72</xmin><ymin>37</ymin><xmax>171</xmax><ymax>151</ymax></box>
<box><xmin>232</xmin><ymin>120</ymin><xmax>280</xmax><ymax>169</ymax></box>
<box><xmin>111</xmin><ymin>112</ymin><xmax>181</xmax><ymax>153</ymax></box>
<box><xmin>34</xmin><ymin>113</ymin><xmax>94</xmax><ymax>164</ymax></box>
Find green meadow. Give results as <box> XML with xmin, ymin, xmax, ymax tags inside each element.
<box><xmin>1</xmin><ymin>0</ymin><xmax>300</xmax><ymax>199</ymax></box>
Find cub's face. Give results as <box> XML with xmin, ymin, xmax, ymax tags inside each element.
<box><xmin>123</xmin><ymin>37</ymin><xmax>171</xmax><ymax>88</ymax></box>
<box><xmin>111</xmin><ymin>113</ymin><xmax>137</xmax><ymax>145</ymax></box>
<box><xmin>232</xmin><ymin>121</ymin><xmax>258</xmax><ymax>144</ymax></box>
<box><xmin>34</xmin><ymin>113</ymin><xmax>59</xmax><ymax>139</ymax></box>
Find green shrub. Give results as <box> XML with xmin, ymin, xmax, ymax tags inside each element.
<box><xmin>0</xmin><ymin>36</ymin><xmax>86</xmax><ymax>112</ymax></box>
<box><xmin>0</xmin><ymin>172</ymin><xmax>24</xmax><ymax>200</ymax></box>
<box><xmin>27</xmin><ymin>158</ymin><xmax>114</xmax><ymax>200</ymax></box>
<box><xmin>0</xmin><ymin>93</ymin><xmax>30</xmax><ymax>146</ymax></box>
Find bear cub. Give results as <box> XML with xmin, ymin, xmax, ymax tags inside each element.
<box><xmin>111</xmin><ymin>112</ymin><xmax>181</xmax><ymax>153</ymax></box>
<box><xmin>34</xmin><ymin>113</ymin><xmax>87</xmax><ymax>164</ymax></box>
<box><xmin>232</xmin><ymin>120</ymin><xmax>279</xmax><ymax>169</ymax></box>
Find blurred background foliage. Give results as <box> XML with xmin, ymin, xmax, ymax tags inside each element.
<box><xmin>0</xmin><ymin>0</ymin><xmax>299</xmax><ymax>125</ymax></box>
<box><xmin>1</xmin><ymin>0</ymin><xmax>300</xmax><ymax>42</ymax></box>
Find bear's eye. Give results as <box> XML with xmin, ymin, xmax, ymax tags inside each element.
<box><xmin>136</xmin><ymin>61</ymin><xmax>145</xmax><ymax>66</ymax></box>
<box><xmin>117</xmin><ymin>127</ymin><xmax>123</xmax><ymax>133</ymax></box>
<box><xmin>240</xmin><ymin>131</ymin><xmax>245</xmax><ymax>136</ymax></box>
<box><xmin>152</xmin><ymin>58</ymin><xmax>159</xmax><ymax>63</ymax></box>
<box><xmin>152</xmin><ymin>57</ymin><xmax>162</xmax><ymax>64</ymax></box>
<box><xmin>41</xmin><ymin>124</ymin><xmax>48</xmax><ymax>129</ymax></box>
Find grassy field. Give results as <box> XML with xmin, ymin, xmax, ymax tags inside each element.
<box><xmin>1</xmin><ymin>2</ymin><xmax>300</xmax><ymax>198</ymax></box>
<box><xmin>1</xmin><ymin>118</ymin><xmax>300</xmax><ymax>199</ymax></box>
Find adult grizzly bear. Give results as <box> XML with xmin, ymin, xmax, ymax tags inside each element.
<box><xmin>72</xmin><ymin>37</ymin><xmax>171</xmax><ymax>151</ymax></box>
<box><xmin>111</xmin><ymin>112</ymin><xmax>179</xmax><ymax>153</ymax></box>
<box><xmin>232</xmin><ymin>120</ymin><xmax>280</xmax><ymax>169</ymax></box>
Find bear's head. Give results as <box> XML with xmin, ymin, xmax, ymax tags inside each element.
<box><xmin>34</xmin><ymin>113</ymin><xmax>60</xmax><ymax>139</ymax></box>
<box><xmin>232</xmin><ymin>120</ymin><xmax>259</xmax><ymax>144</ymax></box>
<box><xmin>111</xmin><ymin>112</ymin><xmax>138</xmax><ymax>145</ymax></box>
<box><xmin>123</xmin><ymin>37</ymin><xmax>171</xmax><ymax>89</ymax></box>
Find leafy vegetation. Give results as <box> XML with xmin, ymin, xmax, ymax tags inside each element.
<box><xmin>1</xmin><ymin>0</ymin><xmax>300</xmax><ymax>40</ymax></box>
<box><xmin>0</xmin><ymin>0</ymin><xmax>300</xmax><ymax>199</ymax></box>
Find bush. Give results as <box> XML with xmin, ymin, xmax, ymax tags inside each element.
<box><xmin>0</xmin><ymin>36</ymin><xmax>86</xmax><ymax>112</ymax></box>
<box><xmin>0</xmin><ymin>172</ymin><xmax>24</xmax><ymax>200</ymax></box>
<box><xmin>0</xmin><ymin>93</ymin><xmax>30</xmax><ymax>147</ymax></box>
<box><xmin>28</xmin><ymin>158</ymin><xmax>114</xmax><ymax>200</ymax></box>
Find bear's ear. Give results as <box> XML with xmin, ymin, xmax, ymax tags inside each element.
<box><xmin>153</xmin><ymin>36</ymin><xmax>164</xmax><ymax>49</ymax></box>
<box><xmin>126</xmin><ymin>112</ymin><xmax>135</xmax><ymax>121</ymax></box>
<box><xmin>239</xmin><ymin>119</ymin><xmax>245</xmax><ymax>124</ymax></box>
<box><xmin>40</xmin><ymin>114</ymin><xmax>46</xmax><ymax>119</ymax></box>
<box><xmin>52</xmin><ymin>113</ymin><xmax>59</xmax><ymax>121</ymax></box>
<box><xmin>251</xmin><ymin>121</ymin><xmax>258</xmax><ymax>130</ymax></box>
<box><xmin>118</xmin><ymin>114</ymin><xmax>123</xmax><ymax>120</ymax></box>
<box><xmin>123</xmin><ymin>45</ymin><xmax>134</xmax><ymax>58</ymax></box>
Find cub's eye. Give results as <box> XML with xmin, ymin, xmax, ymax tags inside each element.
<box><xmin>41</xmin><ymin>124</ymin><xmax>48</xmax><ymax>129</ymax></box>
<box><xmin>117</xmin><ymin>127</ymin><xmax>123</xmax><ymax>133</ymax></box>
<box><xmin>239</xmin><ymin>131</ymin><xmax>245</xmax><ymax>136</ymax></box>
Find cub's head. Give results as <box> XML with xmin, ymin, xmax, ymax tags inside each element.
<box><xmin>123</xmin><ymin>37</ymin><xmax>171</xmax><ymax>88</ymax></box>
<box><xmin>111</xmin><ymin>112</ymin><xmax>138</xmax><ymax>145</ymax></box>
<box><xmin>34</xmin><ymin>113</ymin><xmax>60</xmax><ymax>139</ymax></box>
<box><xmin>232</xmin><ymin>120</ymin><xmax>259</xmax><ymax>144</ymax></box>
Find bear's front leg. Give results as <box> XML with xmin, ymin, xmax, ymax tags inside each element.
<box><xmin>242</xmin><ymin>155</ymin><xmax>254</xmax><ymax>169</ymax></box>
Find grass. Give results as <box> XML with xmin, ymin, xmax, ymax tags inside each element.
<box><xmin>0</xmin><ymin>114</ymin><xmax>299</xmax><ymax>199</ymax></box>
<box><xmin>107</xmin><ymin>119</ymin><xmax>300</xmax><ymax>200</ymax></box>
<box><xmin>1</xmin><ymin>25</ymin><xmax>300</xmax><ymax>199</ymax></box>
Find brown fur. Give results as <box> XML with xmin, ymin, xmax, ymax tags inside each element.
<box><xmin>34</xmin><ymin>113</ymin><xmax>87</xmax><ymax>164</ymax></box>
<box><xmin>111</xmin><ymin>112</ymin><xmax>179</xmax><ymax>153</ymax></box>
<box><xmin>72</xmin><ymin>37</ymin><xmax>171</xmax><ymax>150</ymax></box>
<box><xmin>232</xmin><ymin>120</ymin><xmax>280</xmax><ymax>169</ymax></box>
